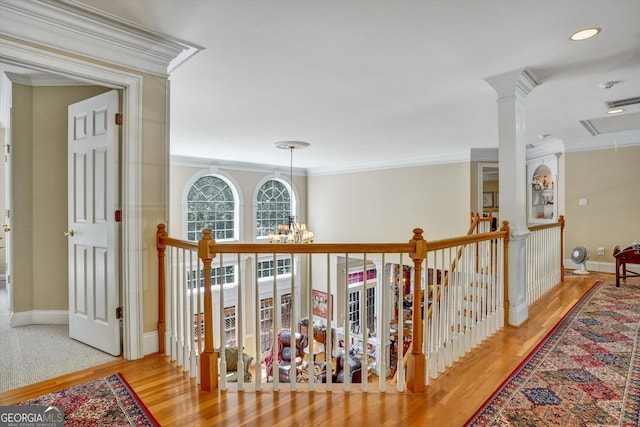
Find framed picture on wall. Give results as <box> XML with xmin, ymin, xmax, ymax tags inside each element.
<box><xmin>312</xmin><ymin>290</ymin><xmax>329</xmax><ymax>318</ymax></box>
<box><xmin>483</xmin><ymin>191</ymin><xmax>494</xmax><ymax>208</ymax></box>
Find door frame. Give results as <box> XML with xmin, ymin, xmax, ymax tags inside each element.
<box><xmin>0</xmin><ymin>38</ymin><xmax>144</xmax><ymax>360</ymax></box>
<box><xmin>478</xmin><ymin>162</ymin><xmax>499</xmax><ymax>216</ymax></box>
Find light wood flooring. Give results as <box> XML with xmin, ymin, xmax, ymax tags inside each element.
<box><xmin>1</xmin><ymin>273</ymin><xmax>636</xmax><ymax>426</ymax></box>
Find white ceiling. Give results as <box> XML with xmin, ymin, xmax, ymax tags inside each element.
<box><xmin>10</xmin><ymin>1</ymin><xmax>640</xmax><ymax>173</ymax></box>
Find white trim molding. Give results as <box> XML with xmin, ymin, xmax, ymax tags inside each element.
<box><xmin>143</xmin><ymin>331</ymin><xmax>160</xmax><ymax>356</ymax></box>
<box><xmin>0</xmin><ymin>37</ymin><xmax>147</xmax><ymax>359</ymax></box>
<box><xmin>10</xmin><ymin>310</ymin><xmax>68</xmax><ymax>327</ymax></box>
<box><xmin>0</xmin><ymin>0</ymin><xmax>204</xmax><ymax>77</ymax></box>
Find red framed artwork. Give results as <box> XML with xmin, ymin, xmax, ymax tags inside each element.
<box><xmin>312</xmin><ymin>290</ymin><xmax>329</xmax><ymax>318</ymax></box>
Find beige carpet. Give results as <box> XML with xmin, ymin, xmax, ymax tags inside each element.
<box><xmin>0</xmin><ymin>283</ymin><xmax>119</xmax><ymax>393</ymax></box>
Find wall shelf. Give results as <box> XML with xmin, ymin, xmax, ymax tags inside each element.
<box><xmin>528</xmin><ymin>155</ymin><xmax>558</xmax><ymax>224</ymax></box>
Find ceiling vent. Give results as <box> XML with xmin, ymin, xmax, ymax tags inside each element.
<box><xmin>605</xmin><ymin>96</ymin><xmax>640</xmax><ymax>109</ymax></box>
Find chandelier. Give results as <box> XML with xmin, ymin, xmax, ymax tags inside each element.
<box><xmin>268</xmin><ymin>141</ymin><xmax>315</xmax><ymax>244</ymax></box>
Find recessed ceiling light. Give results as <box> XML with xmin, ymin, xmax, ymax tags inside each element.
<box><xmin>608</xmin><ymin>108</ymin><xmax>624</xmax><ymax>114</ymax></box>
<box><xmin>570</xmin><ymin>27</ymin><xmax>601</xmax><ymax>41</ymax></box>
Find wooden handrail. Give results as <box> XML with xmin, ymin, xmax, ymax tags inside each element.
<box><xmin>157</xmin><ymin>223</ymin><xmax>514</xmax><ymax>394</ymax></box>
<box><xmin>208</xmin><ymin>242</ymin><xmax>415</xmax><ymax>254</ymax></box>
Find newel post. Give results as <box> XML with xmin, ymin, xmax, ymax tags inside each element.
<box><xmin>559</xmin><ymin>215</ymin><xmax>565</xmax><ymax>282</ymax></box>
<box><xmin>199</xmin><ymin>229</ymin><xmax>219</xmax><ymax>392</ymax></box>
<box><xmin>407</xmin><ymin>228</ymin><xmax>427</xmax><ymax>393</ymax></box>
<box><xmin>156</xmin><ymin>224</ymin><xmax>167</xmax><ymax>355</ymax></box>
<box><xmin>500</xmin><ymin>221</ymin><xmax>510</xmax><ymax>326</ymax></box>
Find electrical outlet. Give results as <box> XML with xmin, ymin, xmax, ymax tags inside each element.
<box><xmin>597</xmin><ymin>247</ymin><xmax>605</xmax><ymax>256</ymax></box>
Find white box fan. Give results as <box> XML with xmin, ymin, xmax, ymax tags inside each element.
<box><xmin>571</xmin><ymin>246</ymin><xmax>590</xmax><ymax>275</ymax></box>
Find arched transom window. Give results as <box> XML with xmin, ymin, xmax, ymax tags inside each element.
<box><xmin>256</xmin><ymin>179</ymin><xmax>291</xmax><ymax>238</ymax></box>
<box><xmin>187</xmin><ymin>175</ymin><xmax>235</xmax><ymax>241</ymax></box>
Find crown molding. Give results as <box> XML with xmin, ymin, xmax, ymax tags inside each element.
<box><xmin>172</xmin><ymin>150</ymin><xmax>472</xmax><ymax>177</ymax></box>
<box><xmin>170</xmin><ymin>155</ymin><xmax>307</xmax><ymax>177</ymax></box>
<box><xmin>563</xmin><ymin>130</ymin><xmax>640</xmax><ymax>153</ymax></box>
<box><xmin>306</xmin><ymin>150</ymin><xmax>470</xmax><ymax>176</ymax></box>
<box><xmin>0</xmin><ymin>0</ymin><xmax>204</xmax><ymax>77</ymax></box>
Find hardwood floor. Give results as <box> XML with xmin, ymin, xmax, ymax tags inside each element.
<box><xmin>1</xmin><ymin>273</ymin><xmax>635</xmax><ymax>426</ymax></box>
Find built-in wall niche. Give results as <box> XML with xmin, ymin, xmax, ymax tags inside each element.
<box><xmin>527</xmin><ymin>155</ymin><xmax>558</xmax><ymax>224</ymax></box>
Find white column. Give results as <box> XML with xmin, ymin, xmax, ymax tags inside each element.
<box><xmin>484</xmin><ymin>68</ymin><xmax>538</xmax><ymax>326</ymax></box>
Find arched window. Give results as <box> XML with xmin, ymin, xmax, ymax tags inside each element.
<box><xmin>187</xmin><ymin>175</ymin><xmax>236</xmax><ymax>241</ymax></box>
<box><xmin>256</xmin><ymin>179</ymin><xmax>291</xmax><ymax>238</ymax></box>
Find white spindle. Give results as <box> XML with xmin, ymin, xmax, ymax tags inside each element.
<box><xmin>397</xmin><ymin>254</ymin><xmax>405</xmax><ymax>391</ymax></box>
<box><xmin>236</xmin><ymin>253</ymin><xmax>244</xmax><ymax>391</ymax></box>
<box><xmin>325</xmin><ymin>253</ymin><xmax>333</xmax><ymax>392</ymax></box>
<box><xmin>289</xmin><ymin>254</ymin><xmax>296</xmax><ymax>391</ymax></box>
<box><xmin>361</xmin><ymin>254</ymin><xmax>368</xmax><ymax>392</ymax></box>
<box><xmin>379</xmin><ymin>254</ymin><xmax>387</xmax><ymax>392</ymax></box>
<box><xmin>219</xmin><ymin>255</ymin><xmax>227</xmax><ymax>390</ymax></box>
<box><xmin>343</xmin><ymin>255</ymin><xmax>350</xmax><ymax>391</ymax></box>
<box><xmin>254</xmin><ymin>255</ymin><xmax>262</xmax><ymax>391</ymax></box>
<box><xmin>272</xmin><ymin>253</ymin><xmax>279</xmax><ymax>391</ymax></box>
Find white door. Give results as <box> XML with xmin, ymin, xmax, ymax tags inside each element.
<box><xmin>68</xmin><ymin>90</ymin><xmax>120</xmax><ymax>356</ymax></box>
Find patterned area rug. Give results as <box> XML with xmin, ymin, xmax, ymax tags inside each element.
<box><xmin>467</xmin><ymin>281</ymin><xmax>640</xmax><ymax>426</ymax></box>
<box><xmin>17</xmin><ymin>373</ymin><xmax>159</xmax><ymax>426</ymax></box>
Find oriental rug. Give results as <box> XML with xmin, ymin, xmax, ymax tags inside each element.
<box><xmin>466</xmin><ymin>281</ymin><xmax>640</xmax><ymax>426</ymax></box>
<box><xmin>16</xmin><ymin>373</ymin><xmax>159</xmax><ymax>426</ymax></box>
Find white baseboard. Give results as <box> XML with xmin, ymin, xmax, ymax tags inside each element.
<box><xmin>10</xmin><ymin>310</ymin><xmax>68</xmax><ymax>327</ymax></box>
<box><xmin>143</xmin><ymin>331</ymin><xmax>159</xmax><ymax>356</ymax></box>
<box><xmin>564</xmin><ymin>259</ymin><xmax>616</xmax><ymax>274</ymax></box>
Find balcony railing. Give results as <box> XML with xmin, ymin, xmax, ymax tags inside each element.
<box><xmin>156</xmin><ymin>215</ymin><xmax>562</xmax><ymax>393</ymax></box>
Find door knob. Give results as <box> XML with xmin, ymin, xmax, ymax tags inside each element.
<box><xmin>64</xmin><ymin>229</ymin><xmax>75</xmax><ymax>237</ymax></box>
<box><xmin>2</xmin><ymin>224</ymin><xmax>9</xmax><ymax>232</ymax></box>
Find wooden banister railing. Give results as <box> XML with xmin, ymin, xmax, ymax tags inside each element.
<box><xmin>156</xmin><ymin>221</ymin><xmax>516</xmax><ymax>393</ymax></box>
<box><xmin>158</xmin><ymin>225</ymin><xmax>431</xmax><ymax>393</ymax></box>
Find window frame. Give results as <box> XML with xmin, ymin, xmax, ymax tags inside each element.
<box><xmin>347</xmin><ymin>267</ymin><xmax>378</xmax><ymax>340</ymax></box>
<box><xmin>182</xmin><ymin>168</ymin><xmax>244</xmax><ymax>242</ymax></box>
<box><xmin>253</xmin><ymin>175</ymin><xmax>300</xmax><ymax>242</ymax></box>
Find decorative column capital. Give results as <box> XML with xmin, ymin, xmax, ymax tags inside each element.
<box><xmin>484</xmin><ymin>67</ymin><xmax>539</xmax><ymax>100</ymax></box>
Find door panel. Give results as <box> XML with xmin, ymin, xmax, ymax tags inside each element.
<box><xmin>68</xmin><ymin>90</ymin><xmax>120</xmax><ymax>356</ymax></box>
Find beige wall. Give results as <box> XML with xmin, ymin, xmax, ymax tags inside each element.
<box><xmin>141</xmin><ymin>75</ymin><xmax>169</xmax><ymax>333</ymax></box>
<box><xmin>11</xmin><ymin>84</ymin><xmax>110</xmax><ymax>312</ymax></box>
<box><xmin>10</xmin><ymin>84</ymin><xmax>33</xmax><ymax>312</ymax></box>
<box><xmin>307</xmin><ymin>162</ymin><xmax>471</xmax><ymax>243</ymax></box>
<box><xmin>564</xmin><ymin>146</ymin><xmax>640</xmax><ymax>265</ymax></box>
